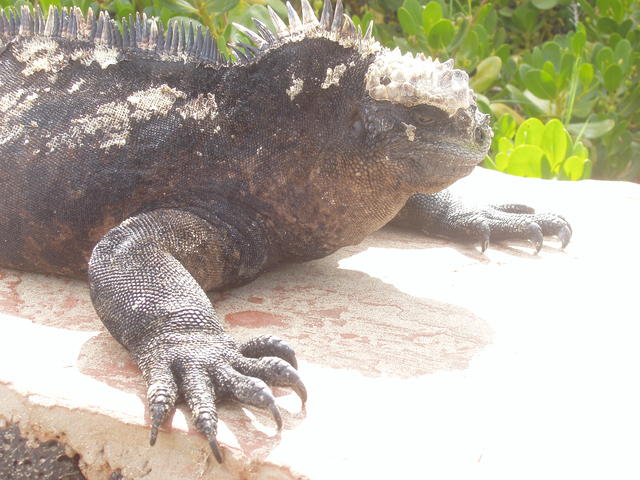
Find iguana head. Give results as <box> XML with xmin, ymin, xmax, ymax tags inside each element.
<box><xmin>234</xmin><ymin>0</ymin><xmax>492</xmax><ymax>196</ymax></box>
<box><xmin>361</xmin><ymin>48</ymin><xmax>492</xmax><ymax>193</ymax></box>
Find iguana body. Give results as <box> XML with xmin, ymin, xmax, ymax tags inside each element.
<box><xmin>0</xmin><ymin>1</ymin><xmax>571</xmax><ymax>462</ymax></box>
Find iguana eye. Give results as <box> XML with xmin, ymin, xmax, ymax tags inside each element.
<box><xmin>413</xmin><ymin>112</ymin><xmax>435</xmax><ymax>126</ymax></box>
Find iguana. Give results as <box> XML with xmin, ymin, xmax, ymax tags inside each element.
<box><xmin>0</xmin><ymin>0</ymin><xmax>571</xmax><ymax>463</ymax></box>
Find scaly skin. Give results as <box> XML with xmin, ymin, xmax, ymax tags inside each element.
<box><xmin>0</xmin><ymin>1</ymin><xmax>571</xmax><ymax>462</ymax></box>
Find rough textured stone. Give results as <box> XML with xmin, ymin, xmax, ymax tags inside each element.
<box><xmin>1</xmin><ymin>168</ymin><xmax>639</xmax><ymax>479</ymax></box>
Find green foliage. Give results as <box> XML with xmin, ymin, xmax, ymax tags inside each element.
<box><xmin>2</xmin><ymin>0</ymin><xmax>638</xmax><ymax>181</ymax></box>
<box><xmin>486</xmin><ymin>115</ymin><xmax>591</xmax><ymax>180</ymax></box>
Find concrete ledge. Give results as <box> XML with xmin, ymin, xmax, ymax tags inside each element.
<box><xmin>1</xmin><ymin>168</ymin><xmax>639</xmax><ymax>479</ymax></box>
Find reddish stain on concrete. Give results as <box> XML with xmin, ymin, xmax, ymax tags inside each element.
<box><xmin>247</xmin><ymin>296</ymin><xmax>264</xmax><ymax>304</ymax></box>
<box><xmin>59</xmin><ymin>294</ymin><xmax>80</xmax><ymax>311</ymax></box>
<box><xmin>225</xmin><ymin>310</ymin><xmax>288</xmax><ymax>328</ymax></box>
<box><xmin>340</xmin><ymin>333</ymin><xmax>358</xmax><ymax>339</ymax></box>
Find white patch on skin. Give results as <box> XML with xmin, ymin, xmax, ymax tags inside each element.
<box><xmin>402</xmin><ymin>122</ymin><xmax>416</xmax><ymax>142</ymax></box>
<box><xmin>321</xmin><ymin>63</ymin><xmax>347</xmax><ymax>89</ymax></box>
<box><xmin>70</xmin><ymin>48</ymin><xmax>93</xmax><ymax>65</ymax></box>
<box><xmin>93</xmin><ymin>45</ymin><xmax>121</xmax><ymax>69</ymax></box>
<box><xmin>13</xmin><ymin>38</ymin><xmax>67</xmax><ymax>76</ymax></box>
<box><xmin>176</xmin><ymin>93</ymin><xmax>218</xmax><ymax>121</ymax></box>
<box><xmin>0</xmin><ymin>89</ymin><xmax>26</xmax><ymax>113</ymax></box>
<box><xmin>48</xmin><ymin>101</ymin><xmax>131</xmax><ymax>151</ymax></box>
<box><xmin>0</xmin><ymin>90</ymin><xmax>40</xmax><ymax>145</ymax></box>
<box><xmin>365</xmin><ymin>48</ymin><xmax>474</xmax><ymax>115</ymax></box>
<box><xmin>67</xmin><ymin>79</ymin><xmax>85</xmax><ymax>94</ymax></box>
<box><xmin>69</xmin><ymin>46</ymin><xmax>120</xmax><ymax>69</ymax></box>
<box><xmin>127</xmin><ymin>85</ymin><xmax>187</xmax><ymax>120</ymax></box>
<box><xmin>0</xmin><ymin>125</ymin><xmax>24</xmax><ymax>145</ymax></box>
<box><xmin>286</xmin><ymin>75</ymin><xmax>304</xmax><ymax>101</ymax></box>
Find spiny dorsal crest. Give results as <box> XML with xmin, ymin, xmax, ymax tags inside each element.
<box><xmin>0</xmin><ymin>0</ymin><xmax>476</xmax><ymax>116</ymax></box>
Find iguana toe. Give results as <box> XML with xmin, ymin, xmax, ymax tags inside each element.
<box><xmin>232</xmin><ymin>356</ymin><xmax>307</xmax><ymax>404</ymax></box>
<box><xmin>145</xmin><ymin>370</ymin><xmax>178</xmax><ymax>446</ymax></box>
<box><xmin>240</xmin><ymin>335</ymin><xmax>299</xmax><ymax>369</ymax></box>
<box><xmin>194</xmin><ymin>413</ymin><xmax>222</xmax><ymax>463</ymax></box>
<box><xmin>217</xmin><ymin>367</ymin><xmax>284</xmax><ymax>429</ymax></box>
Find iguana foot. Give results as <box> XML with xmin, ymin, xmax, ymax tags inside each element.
<box><xmin>475</xmin><ymin>203</ymin><xmax>572</xmax><ymax>253</ymax></box>
<box><xmin>139</xmin><ymin>332</ymin><xmax>305</xmax><ymax>463</ymax></box>
<box><xmin>394</xmin><ymin>191</ymin><xmax>572</xmax><ymax>254</ymax></box>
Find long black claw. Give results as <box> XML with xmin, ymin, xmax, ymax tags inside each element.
<box><xmin>209</xmin><ymin>438</ymin><xmax>223</xmax><ymax>463</ymax></box>
<box><xmin>195</xmin><ymin>414</ymin><xmax>222</xmax><ymax>462</ymax></box>
<box><xmin>270</xmin><ymin>403</ymin><xmax>283</xmax><ymax>430</ymax></box>
<box><xmin>149</xmin><ymin>409</ymin><xmax>161</xmax><ymax>446</ymax></box>
<box><xmin>527</xmin><ymin>223</ymin><xmax>543</xmax><ymax>254</ymax></box>
<box><xmin>292</xmin><ymin>380</ymin><xmax>308</xmax><ymax>405</ymax></box>
<box><xmin>149</xmin><ymin>401</ymin><xmax>170</xmax><ymax>446</ymax></box>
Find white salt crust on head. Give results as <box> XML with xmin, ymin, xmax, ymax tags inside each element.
<box><xmin>364</xmin><ymin>48</ymin><xmax>475</xmax><ymax>116</ymax></box>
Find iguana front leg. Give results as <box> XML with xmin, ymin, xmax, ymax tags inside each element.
<box><xmin>88</xmin><ymin>209</ymin><xmax>305</xmax><ymax>462</ymax></box>
<box><xmin>392</xmin><ymin>190</ymin><xmax>572</xmax><ymax>253</ymax></box>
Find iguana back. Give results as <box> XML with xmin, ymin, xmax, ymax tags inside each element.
<box><xmin>0</xmin><ymin>6</ymin><xmax>378</xmax><ymax>276</ymax></box>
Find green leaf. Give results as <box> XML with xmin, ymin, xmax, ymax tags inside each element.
<box><xmin>562</xmin><ymin>155</ymin><xmax>585</xmax><ymax>180</ymax></box>
<box><xmin>495</xmin><ymin>114</ymin><xmax>517</xmax><ymax>140</ymax></box>
<box><xmin>427</xmin><ymin>19</ymin><xmax>455</xmax><ymax>50</ymax></box>
<box><xmin>458</xmin><ymin>30</ymin><xmax>480</xmax><ymax>63</ymax></box>
<box><xmin>114</xmin><ymin>0</ymin><xmax>135</xmax><ymax>18</ymax></box>
<box><xmin>422</xmin><ymin>1</ymin><xmax>442</xmax><ymax>34</ymax></box>
<box><xmin>483</xmin><ymin>155</ymin><xmax>498</xmax><ymax>170</ymax></box>
<box><xmin>515</xmin><ymin>118</ymin><xmax>545</xmax><ymax>147</ymax></box>
<box><xmin>578</xmin><ymin>63</ymin><xmax>594</xmax><ymax>88</ymax></box>
<box><xmin>495</xmin><ymin>44</ymin><xmax>511</xmax><ymax>64</ymax></box>
<box><xmin>506</xmin><ymin>85</ymin><xmax>546</xmax><ymax>116</ymax></box>
<box><xmin>531</xmin><ymin>0</ymin><xmax>558</xmax><ymax>9</ymax></box>
<box><xmin>614</xmin><ymin>39</ymin><xmax>632</xmax><ymax>73</ymax></box>
<box><xmin>571</xmin><ymin>141</ymin><xmax>589</xmax><ymax>160</ymax></box>
<box><xmin>596</xmin><ymin>17</ymin><xmax>618</xmax><ymax>34</ymax></box>
<box><xmin>512</xmin><ymin>5</ymin><xmax>537</xmax><ymax>33</ymax></box>
<box><xmin>542</xmin><ymin>42</ymin><xmax>562</xmax><ymax>69</ymax></box>
<box><xmin>470</xmin><ymin>56</ymin><xmax>502</xmax><ymax>93</ymax></box>
<box><xmin>495</xmin><ymin>151</ymin><xmax>510</xmax><ymax>172</ymax></box>
<box><xmin>603</xmin><ymin>64</ymin><xmax>623</xmax><ymax>92</ymax></box>
<box><xmin>542</xmin><ymin>60</ymin><xmax>556</xmax><ymax>77</ymax></box>
<box><xmin>570</xmin><ymin>30</ymin><xmax>586</xmax><ymax>56</ymax></box>
<box><xmin>567</xmin><ymin>119</ymin><xmax>615</xmax><ymax>139</ymax></box>
<box><xmin>398</xmin><ymin>7</ymin><xmax>418</xmax><ymax>35</ymax></box>
<box><xmin>559</xmin><ymin>53</ymin><xmax>576</xmax><ymax>89</ymax></box>
<box><xmin>401</xmin><ymin>0</ymin><xmax>422</xmax><ymax>25</ymax></box>
<box><xmin>498</xmin><ymin>136</ymin><xmax>514</xmax><ymax>153</ymax></box>
<box><xmin>542</xmin><ymin>119</ymin><xmax>568</xmax><ymax>170</ymax></box>
<box><xmin>505</xmin><ymin>144</ymin><xmax>545</xmax><ymax>177</ymax></box>
<box><xmin>523</xmin><ymin>68</ymin><xmax>558</xmax><ymax>99</ymax></box>
<box><xmin>595</xmin><ymin>46</ymin><xmax>614</xmax><ymax>71</ymax></box>
<box><xmin>266</xmin><ymin>0</ymin><xmax>287</xmax><ymax>19</ymax></box>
